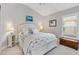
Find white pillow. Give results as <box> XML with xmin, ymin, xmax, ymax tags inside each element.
<box><xmin>33</xmin><ymin>29</ymin><xmax>39</xmax><ymax>34</ymax></box>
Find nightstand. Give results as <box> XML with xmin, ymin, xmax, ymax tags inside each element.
<box><xmin>7</xmin><ymin>32</ymin><xmax>16</xmax><ymax>48</ymax></box>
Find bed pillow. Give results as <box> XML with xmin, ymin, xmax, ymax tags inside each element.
<box><xmin>33</xmin><ymin>29</ymin><xmax>39</xmax><ymax>34</ymax></box>
<box><xmin>28</xmin><ymin>28</ymin><xmax>33</xmax><ymax>34</ymax></box>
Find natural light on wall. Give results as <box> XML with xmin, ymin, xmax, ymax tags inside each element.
<box><xmin>6</xmin><ymin>21</ymin><xmax>14</xmax><ymax>32</ymax></box>
<box><xmin>63</xmin><ymin>16</ymin><xmax>77</xmax><ymax>38</ymax></box>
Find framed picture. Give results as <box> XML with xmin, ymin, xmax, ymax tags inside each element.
<box><xmin>26</xmin><ymin>16</ymin><xmax>33</xmax><ymax>22</ymax></box>
<box><xmin>49</xmin><ymin>19</ymin><xmax>57</xmax><ymax>27</ymax></box>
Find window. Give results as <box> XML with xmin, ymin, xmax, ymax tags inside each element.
<box><xmin>62</xmin><ymin>16</ymin><xmax>77</xmax><ymax>38</ymax></box>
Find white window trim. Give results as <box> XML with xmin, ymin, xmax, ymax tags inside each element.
<box><xmin>61</xmin><ymin>13</ymin><xmax>79</xmax><ymax>39</ymax></box>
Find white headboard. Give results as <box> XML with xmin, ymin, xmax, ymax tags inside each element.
<box><xmin>17</xmin><ymin>22</ymin><xmax>36</xmax><ymax>34</ymax></box>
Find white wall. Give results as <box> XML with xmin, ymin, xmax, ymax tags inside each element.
<box><xmin>77</xmin><ymin>13</ymin><xmax>79</xmax><ymax>40</ymax></box>
<box><xmin>42</xmin><ymin>6</ymin><xmax>79</xmax><ymax>38</ymax></box>
<box><xmin>0</xmin><ymin>4</ymin><xmax>1</xmax><ymax>37</ymax></box>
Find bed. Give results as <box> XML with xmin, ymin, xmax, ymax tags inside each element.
<box><xmin>18</xmin><ymin>23</ymin><xmax>58</xmax><ymax>55</ymax></box>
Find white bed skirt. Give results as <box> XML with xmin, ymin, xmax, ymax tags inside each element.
<box><xmin>23</xmin><ymin>38</ymin><xmax>58</xmax><ymax>55</ymax></box>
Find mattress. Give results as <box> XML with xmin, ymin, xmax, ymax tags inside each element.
<box><xmin>30</xmin><ymin>38</ymin><xmax>57</xmax><ymax>50</ymax></box>
<box><xmin>31</xmin><ymin>39</ymin><xmax>58</xmax><ymax>55</ymax></box>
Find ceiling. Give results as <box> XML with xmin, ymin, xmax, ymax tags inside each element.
<box><xmin>23</xmin><ymin>3</ymin><xmax>79</xmax><ymax>16</ymax></box>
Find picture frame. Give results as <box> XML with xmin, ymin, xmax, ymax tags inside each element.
<box><xmin>49</xmin><ymin>19</ymin><xmax>57</xmax><ymax>27</ymax></box>
<box><xmin>26</xmin><ymin>16</ymin><xmax>33</xmax><ymax>22</ymax></box>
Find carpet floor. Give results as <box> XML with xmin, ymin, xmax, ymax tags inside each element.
<box><xmin>0</xmin><ymin>45</ymin><xmax>79</xmax><ymax>55</ymax></box>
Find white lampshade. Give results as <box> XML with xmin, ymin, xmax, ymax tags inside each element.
<box><xmin>6</xmin><ymin>22</ymin><xmax>14</xmax><ymax>32</ymax></box>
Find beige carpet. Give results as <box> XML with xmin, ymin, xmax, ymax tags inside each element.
<box><xmin>0</xmin><ymin>45</ymin><xmax>79</xmax><ymax>55</ymax></box>
<box><xmin>47</xmin><ymin>45</ymin><xmax>79</xmax><ymax>55</ymax></box>
<box><xmin>0</xmin><ymin>45</ymin><xmax>23</xmax><ymax>55</ymax></box>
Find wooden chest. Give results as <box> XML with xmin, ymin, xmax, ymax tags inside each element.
<box><xmin>60</xmin><ymin>37</ymin><xmax>78</xmax><ymax>50</ymax></box>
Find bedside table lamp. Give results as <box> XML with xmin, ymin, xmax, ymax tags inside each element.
<box><xmin>38</xmin><ymin>22</ymin><xmax>44</xmax><ymax>32</ymax></box>
<box><xmin>6</xmin><ymin>22</ymin><xmax>16</xmax><ymax>47</ymax></box>
<box><xmin>6</xmin><ymin>22</ymin><xmax>15</xmax><ymax>32</ymax></box>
